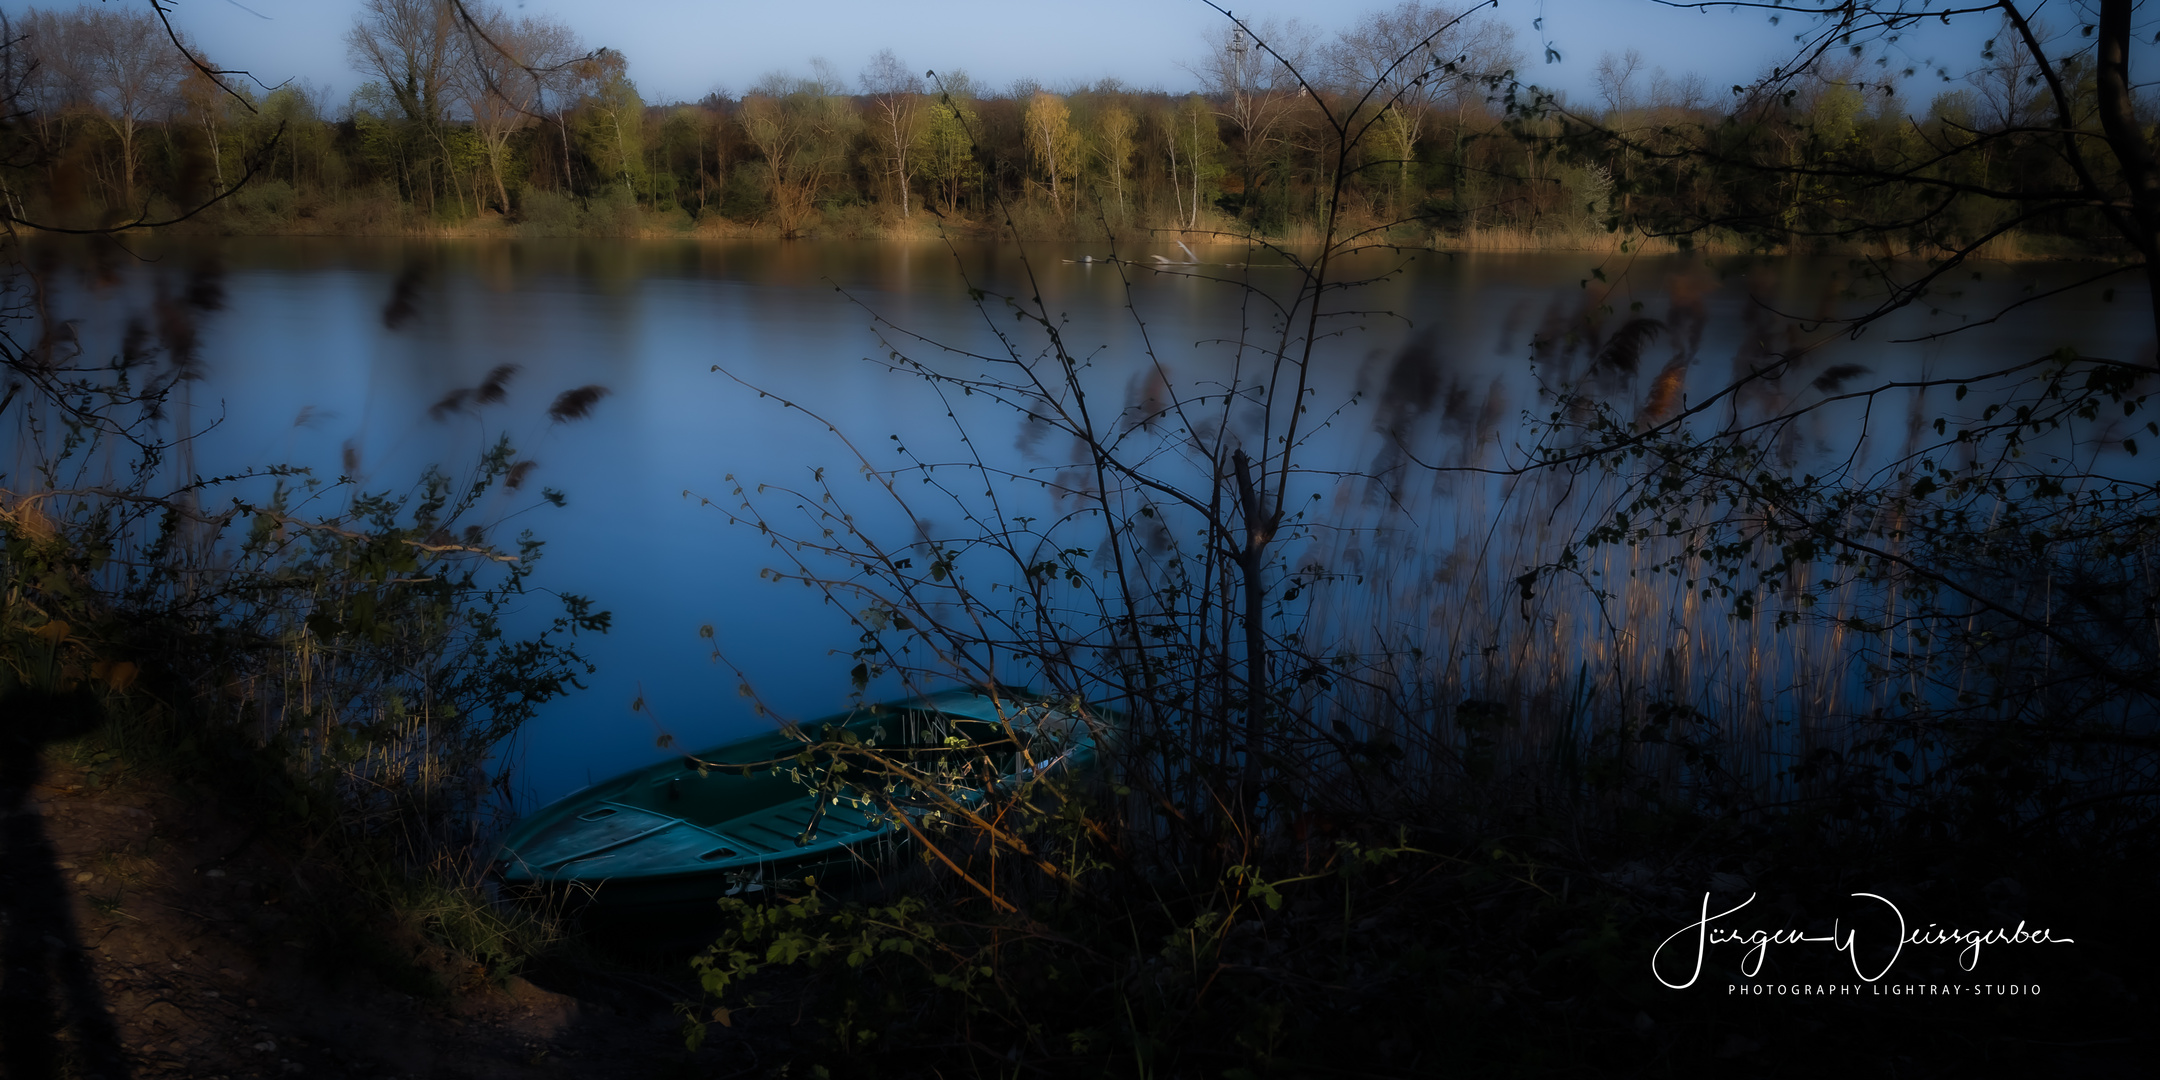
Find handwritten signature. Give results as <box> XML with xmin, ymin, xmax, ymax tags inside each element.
<box><xmin>1653</xmin><ymin>892</ymin><xmax>2074</xmax><ymax>989</ymax></box>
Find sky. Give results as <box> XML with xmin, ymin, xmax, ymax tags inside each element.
<box><xmin>29</xmin><ymin>0</ymin><xmax>2024</xmax><ymax>112</ymax></box>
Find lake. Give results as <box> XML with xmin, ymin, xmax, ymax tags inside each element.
<box><xmin>9</xmin><ymin>236</ymin><xmax>2149</xmax><ymax>806</ymax></box>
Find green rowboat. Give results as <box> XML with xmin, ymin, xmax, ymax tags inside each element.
<box><xmin>492</xmin><ymin>688</ymin><xmax>1097</xmax><ymax>909</ymax></box>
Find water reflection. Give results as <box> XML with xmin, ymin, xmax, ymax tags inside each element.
<box><xmin>10</xmin><ymin>236</ymin><xmax>2148</xmax><ymax>806</ymax></box>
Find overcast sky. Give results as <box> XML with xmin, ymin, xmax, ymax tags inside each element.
<box><xmin>14</xmin><ymin>0</ymin><xmax>2030</xmax><ymax>110</ymax></box>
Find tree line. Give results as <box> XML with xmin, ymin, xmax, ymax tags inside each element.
<box><xmin>0</xmin><ymin>0</ymin><xmax>2142</xmax><ymax>252</ymax></box>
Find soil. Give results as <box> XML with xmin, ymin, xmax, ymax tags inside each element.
<box><xmin>0</xmin><ymin>744</ymin><xmax>756</xmax><ymax>1080</ymax></box>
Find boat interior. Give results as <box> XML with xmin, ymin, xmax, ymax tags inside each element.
<box><xmin>500</xmin><ymin>690</ymin><xmax>1091</xmax><ymax>882</ymax></box>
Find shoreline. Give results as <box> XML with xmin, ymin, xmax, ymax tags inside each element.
<box><xmin>20</xmin><ymin>216</ymin><xmax>2114</xmax><ymax>264</ymax></box>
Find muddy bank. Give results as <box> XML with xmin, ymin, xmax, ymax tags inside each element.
<box><xmin>0</xmin><ymin>736</ymin><xmax>752</xmax><ymax>1080</ymax></box>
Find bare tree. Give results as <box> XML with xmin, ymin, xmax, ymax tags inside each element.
<box><xmin>450</xmin><ymin>1</ymin><xmax>579</xmax><ymax>212</ymax></box>
<box><xmin>1594</xmin><ymin>47</ymin><xmax>1644</xmax><ymax>115</ymax></box>
<box><xmin>1968</xmin><ymin>11</ymin><xmax>2046</xmax><ymax>130</ymax></box>
<box><xmin>23</xmin><ymin>6</ymin><xmax>188</xmax><ymax>210</ymax></box>
<box><xmin>1327</xmin><ymin>1</ymin><xmax>1516</xmax><ymax>205</ymax></box>
<box><xmin>738</xmin><ymin>68</ymin><xmax>859</xmax><ymax>237</ymax></box>
<box><xmin>347</xmin><ymin>0</ymin><xmax>466</xmax><ymax>207</ymax></box>
<box><xmin>346</xmin><ymin>0</ymin><xmax>458</xmax><ymax>131</ymax></box>
<box><xmin>176</xmin><ymin>63</ymin><xmax>232</xmax><ymax>195</ymax></box>
<box><xmin>1191</xmin><ymin>17</ymin><xmax>1315</xmax><ymax>217</ymax></box>
<box><xmin>1564</xmin><ymin>0</ymin><xmax>2160</xmax><ymax>340</ymax></box>
<box><xmin>859</xmin><ymin>49</ymin><xmax>924</xmax><ymax>219</ymax></box>
<box><xmin>1647</xmin><ymin>67</ymin><xmax>1709</xmax><ymax>112</ymax></box>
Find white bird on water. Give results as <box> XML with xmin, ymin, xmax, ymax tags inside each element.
<box><xmin>1149</xmin><ymin>242</ymin><xmax>1202</xmax><ymax>266</ymax></box>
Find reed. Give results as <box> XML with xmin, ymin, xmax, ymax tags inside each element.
<box><xmin>681</xmin><ymin>17</ymin><xmax>2158</xmax><ymax>1075</ymax></box>
<box><xmin>0</xmin><ymin>248</ymin><xmax>610</xmax><ymax>982</ymax></box>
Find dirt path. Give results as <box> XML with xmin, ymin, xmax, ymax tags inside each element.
<box><xmin>1</xmin><ymin>744</ymin><xmax>746</xmax><ymax>1080</ymax></box>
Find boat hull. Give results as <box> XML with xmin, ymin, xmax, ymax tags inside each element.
<box><xmin>492</xmin><ymin>688</ymin><xmax>1097</xmax><ymax>910</ymax></box>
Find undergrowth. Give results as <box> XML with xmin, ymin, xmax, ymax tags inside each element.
<box><xmin>0</xmin><ymin>247</ymin><xmax>610</xmax><ymax>988</ymax></box>
<box><xmin>672</xmin><ymin>13</ymin><xmax>2159</xmax><ymax>1077</ymax></box>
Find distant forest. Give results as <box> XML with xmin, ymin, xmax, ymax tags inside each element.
<box><xmin>0</xmin><ymin>0</ymin><xmax>2137</xmax><ymax>250</ymax></box>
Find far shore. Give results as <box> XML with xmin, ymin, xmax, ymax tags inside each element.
<box><xmin>22</xmin><ymin>205</ymin><xmax>2104</xmax><ymax>262</ymax></box>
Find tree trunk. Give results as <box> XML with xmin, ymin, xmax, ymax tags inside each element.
<box><xmin>489</xmin><ymin>145</ymin><xmax>510</xmax><ymax>213</ymax></box>
<box><xmin>613</xmin><ymin>112</ymin><xmax>635</xmax><ymax>199</ymax></box>
<box><xmin>1191</xmin><ymin>110</ymin><xmax>1206</xmax><ymax>228</ymax></box>
<box><xmin>558</xmin><ymin>110</ymin><xmax>574</xmax><ymax>192</ymax></box>
<box><xmin>1167</xmin><ymin>139</ymin><xmax>1184</xmax><ymax>230</ymax></box>
<box><xmin>891</xmin><ymin>109</ymin><xmax>912</xmax><ymax>218</ymax></box>
<box><xmin>201</xmin><ymin>113</ymin><xmax>224</xmax><ymax>193</ymax></box>
<box><xmin>2094</xmin><ymin>0</ymin><xmax>2160</xmax><ymax>346</ymax></box>
<box><xmin>111</xmin><ymin>119</ymin><xmax>136</xmax><ymax>209</ymax></box>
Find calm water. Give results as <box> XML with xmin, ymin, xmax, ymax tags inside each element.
<box><xmin>11</xmin><ymin>237</ymin><xmax>2149</xmax><ymax>804</ymax></box>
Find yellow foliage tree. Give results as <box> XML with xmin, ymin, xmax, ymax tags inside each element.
<box><xmin>1093</xmin><ymin>104</ymin><xmax>1137</xmax><ymax>222</ymax></box>
<box><xmin>1024</xmin><ymin>91</ymin><xmax>1080</xmax><ymax>212</ymax></box>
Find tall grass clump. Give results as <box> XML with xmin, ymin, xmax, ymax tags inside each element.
<box><xmin>678</xmin><ymin>10</ymin><xmax>2158</xmax><ymax>1078</ymax></box>
<box><xmin>0</xmin><ymin>241</ymin><xmax>608</xmax><ymax>986</ymax></box>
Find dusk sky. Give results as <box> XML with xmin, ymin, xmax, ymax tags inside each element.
<box><xmin>99</xmin><ymin>0</ymin><xmax>2024</xmax><ymax>111</ymax></box>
